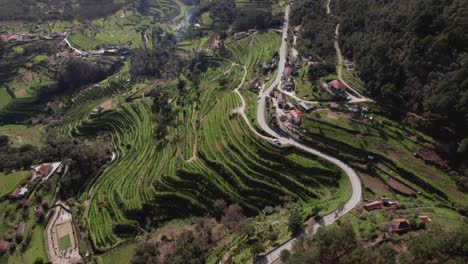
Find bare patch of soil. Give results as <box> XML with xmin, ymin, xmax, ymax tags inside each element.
<box><xmin>386</xmin><ymin>178</ymin><xmax>415</xmax><ymax>195</ymax></box>
<box><xmin>360</xmin><ymin>172</ymin><xmax>395</xmax><ymax>195</ymax></box>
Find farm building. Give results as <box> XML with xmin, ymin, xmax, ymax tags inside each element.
<box><xmin>387</xmin><ymin>219</ymin><xmax>410</xmax><ymax>233</ymax></box>
<box><xmin>364</xmin><ymin>200</ymin><xmax>383</xmax><ymax>211</ymax></box>
<box><xmin>15</xmin><ymin>220</ymin><xmax>25</xmax><ymax>240</ymax></box>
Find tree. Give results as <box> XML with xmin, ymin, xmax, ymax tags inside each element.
<box><xmin>221</xmin><ymin>204</ymin><xmax>246</xmax><ymax>231</ymax></box>
<box><xmin>288</xmin><ymin>209</ymin><xmax>302</xmax><ymax>235</ymax></box>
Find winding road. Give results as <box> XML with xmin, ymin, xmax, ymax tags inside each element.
<box><xmin>251</xmin><ymin>4</ymin><xmax>362</xmax><ymax>264</ymax></box>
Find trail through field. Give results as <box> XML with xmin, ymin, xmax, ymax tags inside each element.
<box><xmin>334</xmin><ymin>24</ymin><xmax>373</xmax><ymax>103</ymax></box>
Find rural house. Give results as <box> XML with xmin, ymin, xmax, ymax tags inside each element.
<box><xmin>328</xmin><ymin>80</ymin><xmax>347</xmax><ymax>100</ymax></box>
<box><xmin>364</xmin><ymin>200</ymin><xmax>383</xmax><ymax>211</ymax></box>
<box><xmin>275</xmin><ymin>91</ymin><xmax>286</xmax><ymax>108</ymax></box>
<box><xmin>387</xmin><ymin>219</ymin><xmax>410</xmax><ymax>233</ymax></box>
<box><xmin>418</xmin><ymin>215</ymin><xmax>431</xmax><ymax>222</ymax></box>
<box><xmin>288</xmin><ymin>109</ymin><xmax>303</xmax><ymax>125</ymax></box>
<box><xmin>34</xmin><ymin>163</ymin><xmax>53</xmax><ymax>178</ymax></box>
<box><xmin>249</xmin><ymin>77</ymin><xmax>264</xmax><ymax>93</ymax></box>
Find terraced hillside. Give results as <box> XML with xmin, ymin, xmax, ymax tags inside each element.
<box><xmin>59</xmin><ymin>29</ymin><xmax>350</xmax><ymax>251</ymax></box>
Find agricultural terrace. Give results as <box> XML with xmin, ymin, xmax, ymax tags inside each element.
<box><xmin>65</xmin><ymin>41</ymin><xmax>350</xmax><ymax>250</ymax></box>
<box><xmin>67</xmin><ymin>10</ymin><xmax>148</xmax><ymax>50</ymax></box>
<box><xmin>301</xmin><ymin>107</ymin><xmax>468</xmax><ymax>206</ymax></box>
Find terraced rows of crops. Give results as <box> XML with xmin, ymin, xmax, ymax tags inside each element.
<box><xmin>62</xmin><ymin>27</ymin><xmax>346</xmax><ymax>251</ymax></box>
<box><xmin>61</xmin><ymin>73</ymin><xmax>132</xmax><ymax>137</ymax></box>
<box><xmin>227</xmin><ymin>30</ymin><xmax>281</xmax><ymax>69</ymax></box>
<box><xmin>138</xmin><ymin>0</ymin><xmax>180</xmax><ymax>21</ymax></box>
<box><xmin>84</xmin><ymin>98</ymin><xmax>173</xmax><ymax>250</ymax></box>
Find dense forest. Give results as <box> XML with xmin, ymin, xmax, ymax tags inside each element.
<box><xmin>293</xmin><ymin>0</ymin><xmax>468</xmax><ymax>168</ymax></box>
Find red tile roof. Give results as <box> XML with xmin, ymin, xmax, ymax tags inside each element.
<box><xmin>37</xmin><ymin>163</ymin><xmax>52</xmax><ymax>176</ymax></box>
<box><xmin>0</xmin><ymin>240</ymin><xmax>9</xmax><ymax>253</ymax></box>
<box><xmin>290</xmin><ymin>109</ymin><xmax>303</xmax><ymax>119</ymax></box>
<box><xmin>284</xmin><ymin>67</ymin><xmax>293</xmax><ymax>76</ymax></box>
<box><xmin>328</xmin><ymin>80</ymin><xmax>346</xmax><ymax>90</ymax></box>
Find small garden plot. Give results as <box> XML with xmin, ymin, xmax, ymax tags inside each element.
<box><xmin>58</xmin><ymin>234</ymin><xmax>72</xmax><ymax>251</ymax></box>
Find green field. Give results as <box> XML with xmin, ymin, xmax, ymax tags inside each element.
<box><xmin>0</xmin><ymin>171</ymin><xmax>30</xmax><ymax>198</ymax></box>
<box><xmin>0</xmin><ymin>225</ymin><xmax>48</xmax><ymax>264</ymax></box>
<box><xmin>59</xmin><ymin>235</ymin><xmax>72</xmax><ymax>251</ymax></box>
<box><xmin>0</xmin><ymin>124</ymin><xmax>45</xmax><ymax>146</ymax></box>
<box><xmin>98</xmin><ymin>242</ymin><xmax>136</xmax><ymax>264</ymax></box>
<box><xmin>0</xmin><ymin>88</ymin><xmax>12</xmax><ymax>110</ymax></box>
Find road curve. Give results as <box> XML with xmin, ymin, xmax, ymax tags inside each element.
<box><xmin>254</xmin><ymin>4</ymin><xmax>362</xmax><ymax>264</ymax></box>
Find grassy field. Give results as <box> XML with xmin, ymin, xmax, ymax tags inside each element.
<box><xmin>59</xmin><ymin>234</ymin><xmax>72</xmax><ymax>251</ymax></box>
<box><xmin>97</xmin><ymin>241</ymin><xmax>136</xmax><ymax>264</ymax></box>
<box><xmin>0</xmin><ymin>171</ymin><xmax>30</xmax><ymax>198</ymax></box>
<box><xmin>0</xmin><ymin>124</ymin><xmax>45</xmax><ymax>146</ymax></box>
<box><xmin>0</xmin><ymin>87</ymin><xmax>12</xmax><ymax>110</ymax></box>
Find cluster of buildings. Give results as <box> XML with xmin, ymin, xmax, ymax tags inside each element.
<box><xmin>274</xmin><ymin>91</ymin><xmax>303</xmax><ymax>126</ymax></box>
<box><xmin>10</xmin><ymin>162</ymin><xmax>62</xmax><ymax>199</ymax></box>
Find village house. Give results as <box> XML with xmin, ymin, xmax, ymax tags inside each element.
<box><xmin>0</xmin><ymin>240</ymin><xmax>9</xmax><ymax>255</ymax></box>
<box><xmin>35</xmin><ymin>206</ymin><xmax>45</xmax><ymax>218</ymax></box>
<box><xmin>328</xmin><ymin>80</ymin><xmax>347</xmax><ymax>100</ymax></box>
<box><xmin>387</xmin><ymin>219</ymin><xmax>410</xmax><ymax>233</ymax></box>
<box><xmin>10</xmin><ymin>186</ymin><xmax>29</xmax><ymax>199</ymax></box>
<box><xmin>288</xmin><ymin>109</ymin><xmax>303</xmax><ymax>125</ymax></box>
<box><xmin>34</xmin><ymin>163</ymin><xmax>53</xmax><ymax>178</ymax></box>
<box><xmin>15</xmin><ymin>220</ymin><xmax>25</xmax><ymax>241</ymax></box>
<box><xmin>284</xmin><ymin>66</ymin><xmax>294</xmax><ymax>78</ymax></box>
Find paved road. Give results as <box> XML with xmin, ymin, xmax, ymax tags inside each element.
<box><xmin>254</xmin><ymin>4</ymin><xmax>362</xmax><ymax>264</ymax></box>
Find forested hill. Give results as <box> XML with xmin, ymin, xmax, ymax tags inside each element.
<box><xmin>294</xmin><ymin>0</ymin><xmax>468</xmax><ymax>163</ymax></box>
